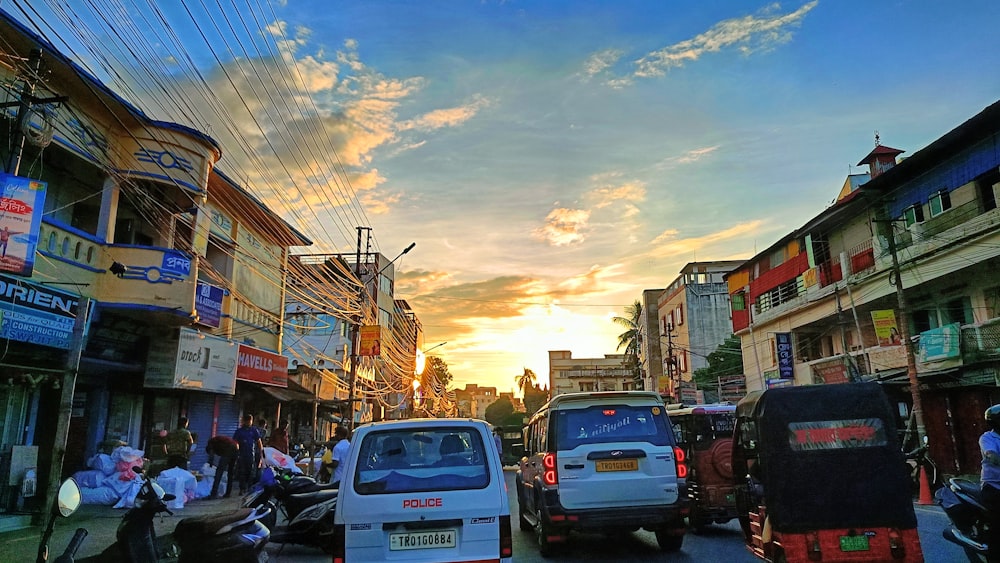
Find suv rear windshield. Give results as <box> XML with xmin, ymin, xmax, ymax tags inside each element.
<box><xmin>353</xmin><ymin>426</ymin><xmax>491</xmax><ymax>495</ymax></box>
<box><xmin>554</xmin><ymin>404</ymin><xmax>673</xmax><ymax>450</ymax></box>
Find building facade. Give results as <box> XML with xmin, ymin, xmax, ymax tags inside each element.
<box><xmin>727</xmin><ymin>100</ymin><xmax>1000</xmax><ymax>475</ymax></box>
<box><xmin>548</xmin><ymin>351</ymin><xmax>636</xmax><ymax>398</ymax></box>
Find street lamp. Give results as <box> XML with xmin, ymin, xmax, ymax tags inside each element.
<box><xmin>346</xmin><ymin>237</ymin><xmax>417</xmax><ymax>430</ymax></box>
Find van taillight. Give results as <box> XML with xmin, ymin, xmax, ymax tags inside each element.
<box><xmin>499</xmin><ymin>514</ymin><xmax>512</xmax><ymax>558</ymax></box>
<box><xmin>673</xmin><ymin>446</ymin><xmax>688</xmax><ymax>479</ymax></box>
<box><xmin>332</xmin><ymin>523</ymin><xmax>346</xmax><ymax>563</ymax></box>
<box><xmin>543</xmin><ymin>452</ymin><xmax>558</xmax><ymax>486</ymax></box>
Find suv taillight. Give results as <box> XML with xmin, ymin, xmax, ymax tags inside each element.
<box><xmin>543</xmin><ymin>452</ymin><xmax>558</xmax><ymax>486</ymax></box>
<box><xmin>499</xmin><ymin>514</ymin><xmax>512</xmax><ymax>558</ymax></box>
<box><xmin>673</xmin><ymin>446</ymin><xmax>688</xmax><ymax>479</ymax></box>
<box><xmin>332</xmin><ymin>523</ymin><xmax>346</xmax><ymax>563</ymax></box>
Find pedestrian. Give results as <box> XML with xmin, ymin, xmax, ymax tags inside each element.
<box><xmin>206</xmin><ymin>434</ymin><xmax>239</xmax><ymax>498</ymax></box>
<box><xmin>268</xmin><ymin>420</ymin><xmax>290</xmax><ymax>454</ymax></box>
<box><xmin>981</xmin><ymin>405</ymin><xmax>1000</xmax><ymax>562</ymax></box>
<box><xmin>165</xmin><ymin>416</ymin><xmax>195</xmax><ymax>470</ymax></box>
<box><xmin>254</xmin><ymin>417</ymin><xmax>269</xmax><ymax>481</ymax></box>
<box><xmin>321</xmin><ymin>426</ymin><xmax>350</xmax><ymax>485</ymax></box>
<box><xmin>233</xmin><ymin>414</ymin><xmax>263</xmax><ymax>495</ymax></box>
<box><xmin>493</xmin><ymin>427</ymin><xmax>503</xmax><ymax>459</ymax></box>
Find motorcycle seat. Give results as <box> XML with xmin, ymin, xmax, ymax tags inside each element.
<box><xmin>952</xmin><ymin>479</ymin><xmax>983</xmax><ymax>500</ymax></box>
<box><xmin>175</xmin><ymin>507</ymin><xmax>255</xmax><ymax>537</ymax></box>
<box><xmin>287</xmin><ymin>488</ymin><xmax>339</xmax><ymax>504</ymax></box>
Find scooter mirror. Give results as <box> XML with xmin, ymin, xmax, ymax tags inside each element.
<box><xmin>57</xmin><ymin>478</ymin><xmax>82</xmax><ymax>517</ymax></box>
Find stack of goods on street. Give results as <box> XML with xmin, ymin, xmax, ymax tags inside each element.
<box><xmin>72</xmin><ymin>446</ymin><xmax>145</xmax><ymax>506</ymax></box>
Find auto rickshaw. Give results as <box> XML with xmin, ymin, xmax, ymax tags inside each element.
<box><xmin>732</xmin><ymin>382</ymin><xmax>923</xmax><ymax>562</ymax></box>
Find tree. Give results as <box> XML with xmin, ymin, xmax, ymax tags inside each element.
<box><xmin>484</xmin><ymin>395</ymin><xmax>515</xmax><ymax>426</ymax></box>
<box><xmin>515</xmin><ymin>367</ymin><xmax>537</xmax><ymax>395</ymax></box>
<box><xmin>421</xmin><ymin>356</ymin><xmax>452</xmax><ymax>390</ymax></box>
<box><xmin>523</xmin><ymin>383</ymin><xmax>548</xmax><ymax>416</ymax></box>
<box><xmin>613</xmin><ymin>298</ymin><xmax>644</xmax><ymax>389</ymax></box>
<box><xmin>692</xmin><ymin>334</ymin><xmax>744</xmax><ymax>398</ymax></box>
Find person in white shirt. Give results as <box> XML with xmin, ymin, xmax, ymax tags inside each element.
<box><xmin>322</xmin><ymin>426</ymin><xmax>351</xmax><ymax>485</ymax></box>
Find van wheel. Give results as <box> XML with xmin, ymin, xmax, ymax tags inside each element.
<box><xmin>535</xmin><ymin>507</ymin><xmax>556</xmax><ymax>557</ymax></box>
<box><xmin>655</xmin><ymin>527</ymin><xmax>684</xmax><ymax>552</ymax></box>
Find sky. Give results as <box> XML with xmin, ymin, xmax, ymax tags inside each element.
<box><xmin>8</xmin><ymin>1</ymin><xmax>1000</xmax><ymax>395</ymax></box>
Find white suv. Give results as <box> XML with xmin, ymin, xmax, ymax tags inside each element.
<box><xmin>332</xmin><ymin>418</ymin><xmax>513</xmax><ymax>562</ymax></box>
<box><xmin>516</xmin><ymin>391</ymin><xmax>688</xmax><ymax>556</ymax></box>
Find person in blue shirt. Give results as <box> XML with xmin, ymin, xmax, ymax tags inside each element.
<box><xmin>233</xmin><ymin>414</ymin><xmax>263</xmax><ymax>495</ymax></box>
<box><xmin>980</xmin><ymin>405</ymin><xmax>1000</xmax><ymax>562</ymax></box>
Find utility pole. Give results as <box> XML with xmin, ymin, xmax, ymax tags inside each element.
<box><xmin>882</xmin><ymin>217</ymin><xmax>926</xmax><ymax>444</ymax></box>
<box><xmin>346</xmin><ymin>226</ymin><xmax>370</xmax><ymax>431</ymax></box>
<box><xmin>3</xmin><ymin>49</ymin><xmax>67</xmax><ymax>175</ymax></box>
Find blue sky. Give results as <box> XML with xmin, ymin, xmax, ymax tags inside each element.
<box><xmin>9</xmin><ymin>1</ymin><xmax>1000</xmax><ymax>394</ymax></box>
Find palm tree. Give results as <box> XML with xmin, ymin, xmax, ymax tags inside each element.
<box><xmin>613</xmin><ymin>299</ymin><xmax>644</xmax><ymax>389</ymax></box>
<box><xmin>515</xmin><ymin>368</ymin><xmax>537</xmax><ymax>395</ymax></box>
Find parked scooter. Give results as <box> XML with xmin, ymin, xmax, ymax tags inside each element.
<box><xmin>936</xmin><ymin>476</ymin><xmax>989</xmax><ymax>562</ymax></box>
<box><xmin>79</xmin><ymin>467</ymin><xmax>271</xmax><ymax>562</ymax></box>
<box><xmin>36</xmin><ymin>477</ymin><xmax>85</xmax><ymax>563</ymax></box>
<box><xmin>242</xmin><ymin>466</ymin><xmax>339</xmax><ymax>553</ymax></box>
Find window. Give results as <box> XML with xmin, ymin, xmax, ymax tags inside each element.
<box><xmin>579</xmin><ymin>382</ymin><xmax>595</xmax><ymax>392</ymax></box>
<box><xmin>903</xmin><ymin>204</ymin><xmax>924</xmax><ymax>227</ymax></box>
<box><xmin>929</xmin><ymin>190</ymin><xmax>952</xmax><ymax>217</ymax></box>
<box><xmin>675</xmin><ymin>305</ymin><xmax>684</xmax><ymax>326</ymax></box>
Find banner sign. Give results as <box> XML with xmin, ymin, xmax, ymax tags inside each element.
<box><xmin>194</xmin><ymin>281</ymin><xmax>225</xmax><ymax>328</ymax></box>
<box><xmin>0</xmin><ymin>273</ymin><xmax>82</xmax><ymax>349</ymax></box>
<box><xmin>918</xmin><ymin>323</ymin><xmax>961</xmax><ymax>363</ymax></box>
<box><xmin>0</xmin><ymin>174</ymin><xmax>47</xmax><ymax>276</ymax></box>
<box><xmin>145</xmin><ymin>327</ymin><xmax>237</xmax><ymax>394</ymax></box>
<box><xmin>871</xmin><ymin>310</ymin><xmax>901</xmax><ymax>346</ymax></box>
<box><xmin>775</xmin><ymin>332</ymin><xmax>794</xmax><ymax>379</ymax></box>
<box><xmin>788</xmin><ymin>418</ymin><xmax>887</xmax><ymax>451</ymax></box>
<box><xmin>237</xmin><ymin>343</ymin><xmax>289</xmax><ymax>387</ymax></box>
<box><xmin>359</xmin><ymin>325</ymin><xmax>382</xmax><ymax>356</ymax></box>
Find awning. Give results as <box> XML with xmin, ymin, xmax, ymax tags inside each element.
<box><xmin>258</xmin><ymin>385</ymin><xmax>315</xmax><ymax>403</ymax></box>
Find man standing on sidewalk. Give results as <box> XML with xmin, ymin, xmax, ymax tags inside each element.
<box><xmin>233</xmin><ymin>414</ymin><xmax>263</xmax><ymax>495</ymax></box>
<box><xmin>206</xmin><ymin>434</ymin><xmax>239</xmax><ymax>498</ymax></box>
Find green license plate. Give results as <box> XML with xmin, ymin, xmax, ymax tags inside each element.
<box><xmin>839</xmin><ymin>535</ymin><xmax>870</xmax><ymax>552</ymax></box>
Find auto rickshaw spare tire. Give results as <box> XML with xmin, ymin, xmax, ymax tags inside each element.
<box><xmin>709</xmin><ymin>439</ymin><xmax>734</xmax><ymax>480</ymax></box>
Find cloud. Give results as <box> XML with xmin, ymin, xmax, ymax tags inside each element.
<box><xmin>588</xmin><ymin>179</ymin><xmax>647</xmax><ymax>209</ymax></box>
<box><xmin>648</xmin><ymin>220</ymin><xmax>765</xmax><ymax>257</ymax></box>
<box><xmin>534</xmin><ymin>208</ymin><xmax>591</xmax><ymax>246</ymax></box>
<box><xmin>634</xmin><ymin>1</ymin><xmax>818</xmax><ymax>78</ymax></box>
<box><xmin>398</xmin><ymin>96</ymin><xmax>492</xmax><ymax>132</ymax></box>
<box><xmin>581</xmin><ymin>48</ymin><xmax>625</xmax><ymax>78</ymax></box>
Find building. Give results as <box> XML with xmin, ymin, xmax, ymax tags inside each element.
<box><xmin>0</xmin><ymin>9</ymin><xmax>311</xmax><ymax>528</ymax></box>
<box><xmin>637</xmin><ymin>288</ymin><xmax>665</xmax><ymax>394</ymax></box>
<box><xmin>548</xmin><ymin>351</ymin><xmax>636</xmax><ymax>398</ymax></box>
<box><xmin>727</xmin><ymin>100</ymin><xmax>1000</xmax><ymax>475</ymax></box>
<box><xmin>657</xmin><ymin>261</ymin><xmax>745</xmax><ymax>402</ymax></box>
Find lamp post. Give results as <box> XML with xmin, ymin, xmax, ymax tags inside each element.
<box><xmin>346</xmin><ymin>236</ymin><xmax>416</xmax><ymax>430</ymax></box>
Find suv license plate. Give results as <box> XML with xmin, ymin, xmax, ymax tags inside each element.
<box><xmin>389</xmin><ymin>529</ymin><xmax>457</xmax><ymax>551</ymax></box>
<box><xmin>596</xmin><ymin>459</ymin><xmax>638</xmax><ymax>472</ymax></box>
<box><xmin>839</xmin><ymin>535</ymin><xmax>869</xmax><ymax>552</ymax></box>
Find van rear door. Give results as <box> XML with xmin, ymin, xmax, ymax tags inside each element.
<box><xmin>340</xmin><ymin>426</ymin><xmax>508</xmax><ymax>562</ymax></box>
<box><xmin>553</xmin><ymin>404</ymin><xmax>679</xmax><ymax>510</ymax></box>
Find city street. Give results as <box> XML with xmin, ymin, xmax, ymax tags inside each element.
<box><xmin>249</xmin><ymin>470</ymin><xmax>964</xmax><ymax>562</ymax></box>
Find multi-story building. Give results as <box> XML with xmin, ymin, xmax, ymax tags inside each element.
<box><xmin>452</xmin><ymin>384</ymin><xmax>500</xmax><ymax>420</ymax></box>
<box><xmin>657</xmin><ymin>261</ymin><xmax>745</xmax><ymax>402</ymax></box>
<box><xmin>0</xmin><ymin>10</ymin><xmax>311</xmax><ymax>526</ymax></box>
<box><xmin>548</xmin><ymin>351</ymin><xmax>636</xmax><ymax>397</ymax></box>
<box><xmin>637</xmin><ymin>288</ymin><xmax>665</xmax><ymax>394</ymax></box>
<box><xmin>727</xmin><ymin>100</ymin><xmax>1000</xmax><ymax>475</ymax></box>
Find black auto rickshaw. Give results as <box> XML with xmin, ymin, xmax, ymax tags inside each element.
<box><xmin>732</xmin><ymin>383</ymin><xmax>923</xmax><ymax>562</ymax></box>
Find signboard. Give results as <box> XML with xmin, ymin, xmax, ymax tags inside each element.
<box><xmin>0</xmin><ymin>174</ymin><xmax>47</xmax><ymax>276</ymax></box>
<box><xmin>788</xmin><ymin>418</ymin><xmax>887</xmax><ymax>451</ymax></box>
<box><xmin>359</xmin><ymin>325</ymin><xmax>382</xmax><ymax>356</ymax></box>
<box><xmin>871</xmin><ymin>310</ymin><xmax>901</xmax><ymax>346</ymax></box>
<box><xmin>918</xmin><ymin>323</ymin><xmax>962</xmax><ymax>365</ymax></box>
<box><xmin>194</xmin><ymin>281</ymin><xmax>225</xmax><ymax>328</ymax></box>
<box><xmin>775</xmin><ymin>332</ymin><xmax>794</xmax><ymax>379</ymax></box>
<box><xmin>811</xmin><ymin>359</ymin><xmax>848</xmax><ymax>384</ymax></box>
<box><xmin>0</xmin><ymin>273</ymin><xmax>84</xmax><ymax>349</ymax></box>
<box><xmin>237</xmin><ymin>343</ymin><xmax>289</xmax><ymax>387</ymax></box>
<box><xmin>145</xmin><ymin>327</ymin><xmax>238</xmax><ymax>394</ymax></box>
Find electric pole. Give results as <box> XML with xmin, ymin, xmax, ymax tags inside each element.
<box><xmin>2</xmin><ymin>49</ymin><xmax>67</xmax><ymax>176</ymax></box>
<box><xmin>346</xmin><ymin>226</ymin><xmax>370</xmax><ymax>431</ymax></box>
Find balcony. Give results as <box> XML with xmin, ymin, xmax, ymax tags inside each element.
<box><xmin>36</xmin><ymin>219</ymin><xmax>197</xmax><ymax>317</ymax></box>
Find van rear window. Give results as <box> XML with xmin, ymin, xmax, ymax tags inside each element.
<box><xmin>353</xmin><ymin>427</ymin><xmax>490</xmax><ymax>495</ymax></box>
<box><xmin>554</xmin><ymin>405</ymin><xmax>673</xmax><ymax>449</ymax></box>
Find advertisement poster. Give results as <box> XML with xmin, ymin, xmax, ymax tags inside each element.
<box><xmin>0</xmin><ymin>174</ymin><xmax>47</xmax><ymax>276</ymax></box>
<box><xmin>0</xmin><ymin>273</ymin><xmax>83</xmax><ymax>349</ymax></box>
<box><xmin>871</xmin><ymin>309</ymin><xmax>901</xmax><ymax>346</ymax></box>
<box><xmin>145</xmin><ymin>327</ymin><xmax>238</xmax><ymax>394</ymax></box>
<box><xmin>237</xmin><ymin>343</ymin><xmax>289</xmax><ymax>387</ymax></box>
<box><xmin>359</xmin><ymin>325</ymin><xmax>382</xmax><ymax>356</ymax></box>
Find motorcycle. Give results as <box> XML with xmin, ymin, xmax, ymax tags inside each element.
<box><xmin>904</xmin><ymin>438</ymin><xmax>940</xmax><ymax>495</ymax></box>
<box><xmin>80</xmin><ymin>467</ymin><xmax>271</xmax><ymax>562</ymax></box>
<box><xmin>936</xmin><ymin>476</ymin><xmax>989</xmax><ymax>562</ymax></box>
<box><xmin>36</xmin><ymin>477</ymin><xmax>85</xmax><ymax>563</ymax></box>
<box><xmin>241</xmin><ymin>466</ymin><xmax>338</xmax><ymax>554</ymax></box>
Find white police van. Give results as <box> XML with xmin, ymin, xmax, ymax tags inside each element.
<box><xmin>332</xmin><ymin>418</ymin><xmax>513</xmax><ymax>562</ymax></box>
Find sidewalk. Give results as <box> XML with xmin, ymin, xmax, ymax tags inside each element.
<box><xmin>1</xmin><ymin>493</ymin><xmax>246</xmax><ymax>561</ymax></box>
